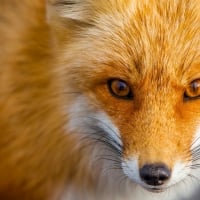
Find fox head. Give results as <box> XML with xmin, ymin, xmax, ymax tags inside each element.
<box><xmin>48</xmin><ymin>0</ymin><xmax>200</xmax><ymax>197</ymax></box>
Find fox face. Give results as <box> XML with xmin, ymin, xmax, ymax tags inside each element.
<box><xmin>1</xmin><ymin>0</ymin><xmax>199</xmax><ymax>199</ymax></box>
<box><xmin>48</xmin><ymin>0</ymin><xmax>200</xmax><ymax>198</ymax></box>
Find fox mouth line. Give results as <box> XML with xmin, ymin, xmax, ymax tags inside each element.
<box><xmin>146</xmin><ymin>187</ymin><xmax>165</xmax><ymax>193</ymax></box>
<box><xmin>142</xmin><ymin>184</ymin><xmax>169</xmax><ymax>193</ymax></box>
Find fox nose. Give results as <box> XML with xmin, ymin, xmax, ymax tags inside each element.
<box><xmin>139</xmin><ymin>164</ymin><xmax>171</xmax><ymax>186</ymax></box>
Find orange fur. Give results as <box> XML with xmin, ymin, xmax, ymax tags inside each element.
<box><xmin>0</xmin><ymin>1</ymin><xmax>92</xmax><ymax>199</ymax></box>
<box><xmin>51</xmin><ymin>0</ymin><xmax>199</xmax><ymax>168</ymax></box>
<box><xmin>0</xmin><ymin>0</ymin><xmax>200</xmax><ymax>199</ymax></box>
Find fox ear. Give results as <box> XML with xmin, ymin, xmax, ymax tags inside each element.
<box><xmin>47</xmin><ymin>0</ymin><xmax>92</xmax><ymax>23</ymax></box>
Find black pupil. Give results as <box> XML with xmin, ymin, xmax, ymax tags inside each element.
<box><xmin>192</xmin><ymin>82</ymin><xmax>199</xmax><ymax>92</ymax></box>
<box><xmin>118</xmin><ymin>81</ymin><xmax>127</xmax><ymax>91</ymax></box>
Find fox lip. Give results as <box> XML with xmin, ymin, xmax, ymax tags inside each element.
<box><xmin>142</xmin><ymin>185</ymin><xmax>167</xmax><ymax>193</ymax></box>
<box><xmin>146</xmin><ymin>187</ymin><xmax>165</xmax><ymax>193</ymax></box>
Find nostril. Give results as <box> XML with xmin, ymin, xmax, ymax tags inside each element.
<box><xmin>139</xmin><ymin>163</ymin><xmax>171</xmax><ymax>186</ymax></box>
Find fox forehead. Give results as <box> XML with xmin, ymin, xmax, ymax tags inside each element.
<box><xmin>58</xmin><ymin>0</ymin><xmax>200</xmax><ymax>92</ymax></box>
<box><xmin>75</xmin><ymin>0</ymin><xmax>200</xmax><ymax>80</ymax></box>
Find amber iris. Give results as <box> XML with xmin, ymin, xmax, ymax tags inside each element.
<box><xmin>108</xmin><ymin>79</ymin><xmax>133</xmax><ymax>99</ymax></box>
<box><xmin>185</xmin><ymin>79</ymin><xmax>200</xmax><ymax>99</ymax></box>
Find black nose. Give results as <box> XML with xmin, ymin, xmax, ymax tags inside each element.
<box><xmin>139</xmin><ymin>163</ymin><xmax>171</xmax><ymax>186</ymax></box>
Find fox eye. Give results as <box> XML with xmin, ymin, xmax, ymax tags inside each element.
<box><xmin>108</xmin><ymin>79</ymin><xmax>133</xmax><ymax>99</ymax></box>
<box><xmin>184</xmin><ymin>79</ymin><xmax>200</xmax><ymax>100</ymax></box>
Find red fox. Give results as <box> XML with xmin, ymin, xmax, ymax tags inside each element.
<box><xmin>0</xmin><ymin>0</ymin><xmax>200</xmax><ymax>199</ymax></box>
